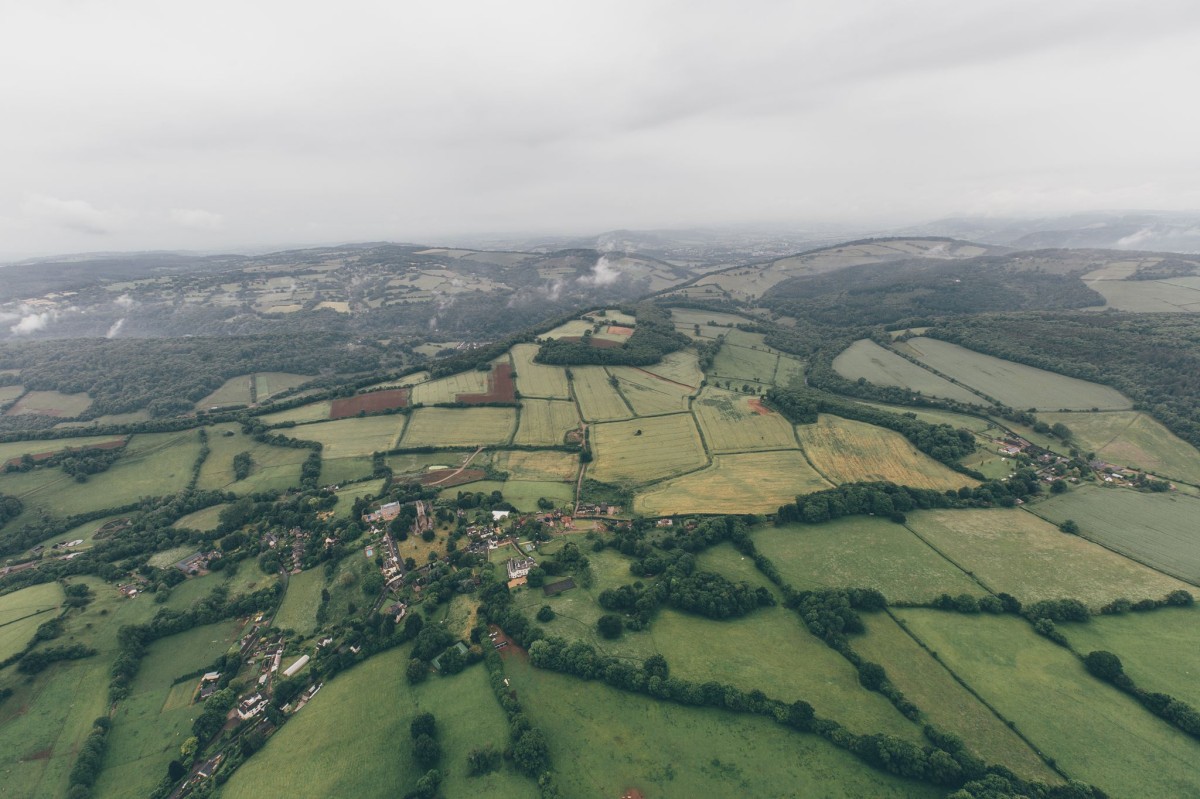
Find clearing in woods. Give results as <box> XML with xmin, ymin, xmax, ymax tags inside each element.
<box><xmin>512</xmin><ymin>399</ymin><xmax>580</xmax><ymax>446</ymax></box>
<box><xmin>280</xmin><ymin>416</ymin><xmax>404</xmax><ymax>458</ymax></box>
<box><xmin>634</xmin><ymin>450</ymin><xmax>830</xmax><ymax>515</ymax></box>
<box><xmin>692</xmin><ymin>387</ymin><xmax>798</xmax><ymax>453</ymax></box>
<box><xmin>400</xmin><ymin>407</ymin><xmax>516</xmax><ymax>448</ymax></box>
<box><xmin>1038</xmin><ymin>410</ymin><xmax>1200</xmax><ymax>484</ymax></box>
<box><xmin>510</xmin><ymin>343</ymin><xmax>570</xmax><ymax>398</ymax></box>
<box><xmin>608</xmin><ymin>367</ymin><xmax>693</xmax><ymax>415</ymax></box>
<box><xmin>796</xmin><ymin>414</ymin><xmax>975</xmax><ymax>490</ymax></box>
<box><xmin>5</xmin><ymin>390</ymin><xmax>93</xmax><ymax>417</ymax></box>
<box><xmin>905</xmin><ymin>508</ymin><xmax>1193</xmax><ymax>606</ymax></box>
<box><xmin>1032</xmin><ymin>485</ymin><xmax>1200</xmax><ymax>584</ymax></box>
<box><xmin>832</xmin><ymin>339</ymin><xmax>981</xmax><ymax>403</ymax></box>
<box><xmin>588</xmin><ymin>413</ymin><xmax>707</xmax><ymax>484</ymax></box>
<box><xmin>571</xmin><ymin>366</ymin><xmax>633</xmax><ymax>422</ymax></box>
<box><xmin>897</xmin><ymin>338</ymin><xmax>1131</xmax><ymax>410</ymax></box>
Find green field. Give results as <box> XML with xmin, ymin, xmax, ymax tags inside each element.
<box><xmin>440</xmin><ymin>479</ymin><xmax>574</xmax><ymax>512</ymax></box>
<box><xmin>31</xmin><ymin>512</ymin><xmax>132</xmax><ymax>552</ymax></box>
<box><xmin>1085</xmin><ymin>276</ymin><xmax>1200</xmax><ymax>312</ymax></box>
<box><xmin>895</xmin><ymin>610</ymin><xmax>1200</xmax><ymax>798</ymax></box>
<box><xmin>401</xmin><ymin>407</ymin><xmax>516</xmax><ymax>448</ymax></box>
<box><xmin>196</xmin><ymin>423</ymin><xmax>309</xmax><ymax>494</ymax></box>
<box><xmin>493</xmin><ymin>449</ymin><xmax>579</xmax><ymax>482</ymax></box>
<box><xmin>639</xmin><ymin>349</ymin><xmax>704</xmax><ymax>387</ymax></box>
<box><xmin>855</xmin><ymin>613</ymin><xmax>1060</xmax><ymax>783</ymax></box>
<box><xmin>709</xmin><ymin>341</ymin><xmax>779</xmax><ymax>388</ymax></box>
<box><xmin>854</xmin><ymin>401</ymin><xmax>995</xmax><ymax>433</ymax></box>
<box><xmin>330</xmin><ymin>480</ymin><xmax>387</xmax><ymax>519</ymax></box>
<box><xmin>222</xmin><ymin>651</ymin><xmax>531</xmax><ymax>799</ymax></box>
<box><xmin>900</xmin><ymin>337</ymin><xmax>1131</xmax><ymax>410</ymax></box>
<box><xmin>754</xmin><ymin>518</ymin><xmax>982</xmax><ymax>603</ymax></box>
<box><xmin>510</xmin><ymin>342</ymin><xmax>570</xmax><ymax>398</ymax></box>
<box><xmin>6</xmin><ymin>390</ymin><xmax>93</xmax><ymax>418</ymax></box>
<box><xmin>173</xmin><ymin>504</ymin><xmax>227</xmax><ymax>532</ymax></box>
<box><xmin>798</xmin><ymin>414</ymin><xmax>974</xmax><ymax>490</ymax></box>
<box><xmin>1033</xmin><ymin>486</ymin><xmax>1200</xmax><ymax>584</ymax></box>
<box><xmin>634</xmin><ymin>450</ymin><xmax>830</xmax><ymax>515</ymax></box>
<box><xmin>0</xmin><ymin>434</ymin><xmax>128</xmax><ymax>464</ymax></box>
<box><xmin>257</xmin><ymin>400</ymin><xmax>332</xmax><ymax>425</ymax></box>
<box><xmin>319</xmin><ymin>455</ymin><xmax>376</xmax><ymax>485</ymax></box>
<box><xmin>1061</xmin><ymin>606</ymin><xmax>1200</xmax><ymax>708</ymax></box>
<box><xmin>196</xmin><ymin>372</ymin><xmax>311</xmax><ymax>409</ymax></box>
<box><xmin>589</xmin><ymin>414</ymin><xmax>707</xmax><ymax>485</ymax></box>
<box><xmin>512</xmin><ymin>399</ymin><xmax>579</xmax><ymax>446</ymax></box>
<box><xmin>906</xmin><ymin>508</ymin><xmax>1192</xmax><ymax>606</ymax></box>
<box><xmin>274</xmin><ymin>569</ymin><xmax>327</xmax><ymax>634</ymax></box>
<box><xmin>609</xmin><ymin>367</ymin><xmax>693</xmax><ymax>415</ymax></box>
<box><xmin>503</xmin><ymin>657</ymin><xmax>939</xmax><ymax>799</ymax></box>
<box><xmin>280</xmin><ymin>415</ymin><xmax>403</xmax><ymax>458</ymax></box>
<box><xmin>571</xmin><ymin>366</ymin><xmax>633</xmax><ymax>422</ymax></box>
<box><xmin>692</xmin><ymin>387</ymin><xmax>797</xmax><ymax>453</ymax></box>
<box><xmin>385</xmin><ymin>451</ymin><xmax>464</xmax><ymax>476</ymax></box>
<box><xmin>93</xmin><ymin>621</ymin><xmax>243</xmax><ymax>799</ymax></box>
<box><xmin>1039</xmin><ymin>410</ymin><xmax>1200</xmax><ymax>484</ymax></box>
<box><xmin>669</xmin><ymin>307</ymin><xmax>754</xmax><ymax>339</ymax></box>
<box><xmin>832</xmin><ymin>339</ymin><xmax>981</xmax><ymax>403</ymax></box>
<box><xmin>774</xmin><ymin>354</ymin><xmax>806</xmax><ymax>388</ymax></box>
<box><xmin>409</xmin><ymin>369</ymin><xmax>491</xmax><ymax>405</ymax></box>
<box><xmin>0</xmin><ymin>583</ymin><xmax>64</xmax><ymax>661</ymax></box>
<box><xmin>147</xmin><ymin>545</ymin><xmax>196</xmax><ymax>568</ymax></box>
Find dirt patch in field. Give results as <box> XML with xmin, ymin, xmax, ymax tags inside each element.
<box><xmin>489</xmin><ymin>624</ymin><xmax>528</xmax><ymax>660</ymax></box>
<box><xmin>3</xmin><ymin>437</ymin><xmax>127</xmax><ymax>468</ymax></box>
<box><xmin>329</xmin><ymin>388</ymin><xmax>409</xmax><ymax>419</ymax></box>
<box><xmin>416</xmin><ymin>467</ymin><xmax>485</xmax><ymax>487</ymax></box>
<box><xmin>457</xmin><ymin>362</ymin><xmax>517</xmax><ymax>403</ymax></box>
<box><xmin>747</xmin><ymin>397</ymin><xmax>773</xmax><ymax>416</ymax></box>
<box><xmin>606</xmin><ymin>325</ymin><xmax>635</xmax><ymax>336</ymax></box>
<box><xmin>621</xmin><ymin>789</ymin><xmax>645</xmax><ymax>799</ymax></box>
<box><xmin>23</xmin><ymin>747</ymin><xmax>53</xmax><ymax>761</ymax></box>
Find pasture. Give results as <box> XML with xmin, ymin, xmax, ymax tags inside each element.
<box><xmin>408</xmin><ymin>369</ymin><xmax>490</xmax><ymax>405</ymax></box>
<box><xmin>255</xmin><ymin>372</ymin><xmax>312</xmax><ymax>401</ymax></box>
<box><xmin>330</xmin><ymin>480</ymin><xmax>387</xmax><ymax>518</ymax></box>
<box><xmin>639</xmin><ymin>349</ymin><xmax>704</xmax><ymax>387</ymax></box>
<box><xmin>32</xmin><ymin>512</ymin><xmax>132</xmax><ymax>551</ymax></box>
<box><xmin>172</xmin><ymin>504</ymin><xmax>227</xmax><ymax>531</ymax></box>
<box><xmin>274</xmin><ymin>569</ymin><xmax>326</xmax><ymax>634</ymax></box>
<box><xmin>693</xmin><ymin>387</ymin><xmax>798</xmax><ymax>453</ymax></box>
<box><xmin>0</xmin><ymin>434</ymin><xmax>128</xmax><ymax>465</ymax></box>
<box><xmin>510</xmin><ymin>342</ymin><xmax>570</xmax><ymax>398</ymax></box>
<box><xmin>512</xmin><ymin>399</ymin><xmax>579</xmax><ymax>446</ymax></box>
<box><xmin>257</xmin><ymin>400</ymin><xmax>332</xmax><ymax>425</ymax></box>
<box><xmin>400</xmin><ymin>407</ymin><xmax>516</xmax><ymax>448</ymax></box>
<box><xmin>588</xmin><ymin>414</ymin><xmax>707</xmax><ymax>485</ymax></box>
<box><xmin>280</xmin><ymin>416</ymin><xmax>403</xmax><ymax>458</ymax></box>
<box><xmin>899</xmin><ymin>338</ymin><xmax>1131</xmax><ymax>410</ymax></box>
<box><xmin>503</xmin><ymin>657</ymin><xmax>939</xmax><ymax>799</ymax></box>
<box><xmin>855</xmin><ymin>613</ymin><xmax>1060</xmax><ymax>783</ymax></box>
<box><xmin>541</xmin><ymin>318</ymin><xmax>595</xmax><ymax>339</ymax></box>
<box><xmin>196</xmin><ymin>423</ymin><xmax>308</xmax><ymax>494</ymax></box>
<box><xmin>319</xmin><ymin>455</ymin><xmax>375</xmax><ymax>485</ymax></box>
<box><xmin>5</xmin><ymin>390</ymin><xmax>93</xmax><ymax>418</ymax></box>
<box><xmin>754</xmin><ymin>518</ymin><xmax>981</xmax><ymax>603</ymax></box>
<box><xmin>669</xmin><ymin>306</ymin><xmax>754</xmax><ymax>338</ymax></box>
<box><xmin>774</xmin><ymin>354</ymin><xmax>806</xmax><ymax>388</ymax></box>
<box><xmin>440</xmin><ymin>479</ymin><xmax>574</xmax><ymax>512</ymax></box>
<box><xmin>1039</xmin><ymin>410</ymin><xmax>1200</xmax><ymax>484</ymax></box>
<box><xmin>1033</xmin><ymin>486</ymin><xmax>1200</xmax><ymax>584</ymax></box>
<box><xmin>147</xmin><ymin>545</ymin><xmax>195</xmax><ymax>568</ymax></box>
<box><xmin>0</xmin><ymin>384</ymin><xmax>23</xmax><ymax>404</ymax></box>
<box><xmin>708</xmin><ymin>341</ymin><xmax>779</xmax><ymax>388</ymax></box>
<box><xmin>493</xmin><ymin>449</ymin><xmax>579</xmax><ymax>482</ymax></box>
<box><xmin>797</xmin><ymin>414</ymin><xmax>974</xmax><ymax>490</ymax></box>
<box><xmin>0</xmin><ymin>583</ymin><xmax>64</xmax><ymax>661</ymax></box>
<box><xmin>1085</xmin><ymin>276</ymin><xmax>1200</xmax><ymax>312</ymax></box>
<box><xmin>570</xmin><ymin>366</ymin><xmax>632</xmax><ymax>422</ymax></box>
<box><xmin>853</xmin><ymin>401</ymin><xmax>994</xmax><ymax>433</ymax></box>
<box><xmin>196</xmin><ymin>372</ymin><xmax>310</xmax><ymax>409</ymax></box>
<box><xmin>634</xmin><ymin>450</ymin><xmax>830</xmax><ymax>515</ymax></box>
<box><xmin>222</xmin><ymin>650</ymin><xmax>531</xmax><ymax>799</ymax></box>
<box><xmin>906</xmin><ymin>508</ymin><xmax>1192</xmax><ymax>606</ymax></box>
<box><xmin>895</xmin><ymin>610</ymin><xmax>1200</xmax><ymax>799</ymax></box>
<box><xmin>609</xmin><ymin>366</ymin><xmax>693</xmax><ymax>414</ymax></box>
<box><xmin>832</xmin><ymin>339</ymin><xmax>980</xmax><ymax>403</ymax></box>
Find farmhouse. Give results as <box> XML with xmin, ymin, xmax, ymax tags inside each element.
<box><xmin>507</xmin><ymin>557</ymin><xmax>536</xmax><ymax>580</ymax></box>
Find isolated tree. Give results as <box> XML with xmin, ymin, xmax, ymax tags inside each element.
<box><xmin>536</xmin><ymin>605</ymin><xmax>556</xmax><ymax>622</ymax></box>
<box><xmin>597</xmin><ymin>614</ymin><xmax>623</xmax><ymax>639</ymax></box>
<box><xmin>411</xmin><ymin>712</ymin><xmax>437</xmax><ymax>739</ymax></box>
<box><xmin>1084</xmin><ymin>650</ymin><xmax>1124</xmax><ymax>682</ymax></box>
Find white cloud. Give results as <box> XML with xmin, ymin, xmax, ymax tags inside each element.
<box><xmin>106</xmin><ymin>318</ymin><xmax>126</xmax><ymax>337</ymax></box>
<box><xmin>114</xmin><ymin>293</ymin><xmax>135</xmax><ymax>308</ymax></box>
<box><xmin>20</xmin><ymin>195</ymin><xmax>126</xmax><ymax>235</ymax></box>
<box><xmin>171</xmin><ymin>208</ymin><xmax>224</xmax><ymax>231</ymax></box>
<box><xmin>10</xmin><ymin>311</ymin><xmax>53</xmax><ymax>335</ymax></box>
<box><xmin>578</xmin><ymin>256</ymin><xmax>623</xmax><ymax>287</ymax></box>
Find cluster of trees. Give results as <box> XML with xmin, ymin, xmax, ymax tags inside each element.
<box><xmin>535</xmin><ymin>304</ymin><xmax>690</xmax><ymax>366</ymax></box>
<box><xmin>2</xmin><ymin>445</ymin><xmax>125</xmax><ymax>482</ymax></box>
<box><xmin>1083</xmin><ymin>650</ymin><xmax>1200</xmax><ymax>739</ymax></box>
<box><xmin>232</xmin><ymin>451</ymin><xmax>253</xmax><ymax>481</ymax></box>
<box><xmin>482</xmin><ymin>649</ymin><xmax>555</xmax><ymax>787</ymax></box>
<box><xmin>1100</xmin><ymin>590</ymin><xmax>1193</xmax><ymax>615</ymax></box>
<box><xmin>16</xmin><ymin>642</ymin><xmax>97</xmax><ymax>674</ymax></box>
<box><xmin>409</xmin><ymin>712</ymin><xmax>443</xmax><ymax>798</ymax></box>
<box><xmin>0</xmin><ymin>493</ymin><xmax>21</xmax><ymax>527</ymax></box>
<box><xmin>66</xmin><ymin>717</ymin><xmax>111</xmax><ymax>799</ymax></box>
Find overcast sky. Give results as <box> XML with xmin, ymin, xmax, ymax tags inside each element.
<box><xmin>1</xmin><ymin>0</ymin><xmax>1198</xmax><ymax>257</ymax></box>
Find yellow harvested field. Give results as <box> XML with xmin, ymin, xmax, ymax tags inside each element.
<box><xmin>410</xmin><ymin>370</ymin><xmax>491</xmax><ymax>405</ymax></box>
<box><xmin>635</xmin><ymin>451</ymin><xmax>832</xmax><ymax>515</ymax></box>
<box><xmin>361</xmin><ymin>372</ymin><xmax>430</xmax><ymax>391</ymax></box>
<box><xmin>6</xmin><ymin>390</ymin><xmax>92</xmax><ymax>418</ymax></box>
<box><xmin>694</xmin><ymin>388</ymin><xmax>796</xmax><ymax>453</ymax></box>
<box><xmin>589</xmin><ymin>414</ymin><xmax>707</xmax><ymax>484</ymax></box>
<box><xmin>315</xmin><ymin>301</ymin><xmax>350</xmax><ymax>313</ymax></box>
<box><xmin>513</xmin><ymin>399</ymin><xmax>580</xmax><ymax>446</ymax></box>
<box><xmin>258</xmin><ymin>401</ymin><xmax>333</xmax><ymax>425</ymax></box>
<box><xmin>542</xmin><ymin>319</ymin><xmax>595</xmax><ymax>339</ymax></box>
<box><xmin>571</xmin><ymin>367</ymin><xmax>632</xmax><ymax>422</ymax></box>
<box><xmin>609</xmin><ymin>368</ymin><xmax>693</xmax><ymax>415</ymax></box>
<box><xmin>281</xmin><ymin>416</ymin><xmax>404</xmax><ymax>458</ymax></box>
<box><xmin>494</xmin><ymin>450</ymin><xmax>579</xmax><ymax>482</ymax></box>
<box><xmin>511</xmin><ymin>343</ymin><xmax>570</xmax><ymax>398</ymax></box>
<box><xmin>798</xmin><ymin>414</ymin><xmax>974</xmax><ymax>490</ymax></box>
<box><xmin>639</xmin><ymin>350</ymin><xmax>704</xmax><ymax>388</ymax></box>
<box><xmin>400</xmin><ymin>407</ymin><xmax>516</xmax><ymax>448</ymax></box>
<box><xmin>0</xmin><ymin>385</ymin><xmax>23</xmax><ymax>403</ymax></box>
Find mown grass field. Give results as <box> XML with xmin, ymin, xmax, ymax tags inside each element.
<box><xmin>754</xmin><ymin>518</ymin><xmax>982</xmax><ymax>603</ymax></box>
<box><xmin>639</xmin><ymin>349</ymin><xmax>704</xmax><ymax>387</ymax></box>
<box><xmin>93</xmin><ymin>621</ymin><xmax>243</xmax><ymax>799</ymax></box>
<box><xmin>907</xmin><ymin>508</ymin><xmax>1192</xmax><ymax>606</ymax></box>
<box><xmin>709</xmin><ymin>342</ymin><xmax>779</xmax><ymax>388</ymax></box>
<box><xmin>895</xmin><ymin>610</ymin><xmax>1200</xmax><ymax>799</ymax></box>
<box><xmin>634</xmin><ymin>451</ymin><xmax>830</xmax><ymax>515</ymax></box>
<box><xmin>855</xmin><ymin>612</ymin><xmax>1060</xmax><ymax>783</ymax></box>
<box><xmin>330</xmin><ymin>479</ymin><xmax>386</xmax><ymax>519</ymax></box>
<box><xmin>609</xmin><ymin>367</ymin><xmax>693</xmax><ymax>415</ymax></box>
<box><xmin>440</xmin><ymin>479</ymin><xmax>574</xmax><ymax>512</ymax></box>
<box><xmin>1033</xmin><ymin>486</ymin><xmax>1200</xmax><ymax>585</ymax></box>
<box><xmin>510</xmin><ymin>342</ymin><xmax>570</xmax><ymax>398</ymax></box>
<box><xmin>1039</xmin><ymin>410</ymin><xmax>1200</xmax><ymax>484</ymax></box>
<box><xmin>1061</xmin><ymin>606</ymin><xmax>1200</xmax><ymax>709</ymax></box>
<box><xmin>409</xmin><ymin>368</ymin><xmax>491</xmax><ymax>405</ymax></box>
<box><xmin>899</xmin><ymin>337</ymin><xmax>1131</xmax><ymax>410</ymax></box>
<box><xmin>196</xmin><ymin>423</ymin><xmax>308</xmax><ymax>494</ymax></box>
<box><xmin>512</xmin><ymin>399</ymin><xmax>579</xmax><ymax>446</ymax></box>
<box><xmin>222</xmin><ymin>651</ymin><xmax>531</xmax><ymax>799</ymax></box>
<box><xmin>774</xmin><ymin>354</ymin><xmax>806</xmax><ymax>388</ymax></box>
<box><xmin>401</xmin><ymin>407</ymin><xmax>516</xmax><ymax>448</ymax></box>
<box><xmin>172</xmin><ymin>504</ymin><xmax>227</xmax><ymax>532</ymax></box>
<box><xmin>318</xmin><ymin>455</ymin><xmax>376</xmax><ymax>485</ymax></box>
<box><xmin>693</xmin><ymin>387</ymin><xmax>797</xmax><ymax>453</ymax></box>
<box><xmin>0</xmin><ymin>583</ymin><xmax>64</xmax><ymax>661</ymax></box>
<box><xmin>274</xmin><ymin>568</ymin><xmax>326</xmax><ymax>634</ymax></box>
<box><xmin>255</xmin><ymin>372</ymin><xmax>312</xmax><ymax>401</ymax></box>
<box><xmin>281</xmin><ymin>415</ymin><xmax>403</xmax><ymax>458</ymax></box>
<box><xmin>797</xmin><ymin>414</ymin><xmax>975</xmax><ymax>490</ymax></box>
<box><xmin>571</xmin><ymin>366</ymin><xmax>633</xmax><ymax>422</ymax></box>
<box><xmin>5</xmin><ymin>390</ymin><xmax>93</xmax><ymax>417</ymax></box>
<box><xmin>832</xmin><ymin>339</ymin><xmax>980</xmax><ymax>403</ymax></box>
<box><xmin>257</xmin><ymin>400</ymin><xmax>332</xmax><ymax>425</ymax></box>
<box><xmin>503</xmin><ymin>657</ymin><xmax>940</xmax><ymax>799</ymax></box>
<box><xmin>589</xmin><ymin>413</ymin><xmax>706</xmax><ymax>485</ymax></box>
<box><xmin>493</xmin><ymin>449</ymin><xmax>579</xmax><ymax>482</ymax></box>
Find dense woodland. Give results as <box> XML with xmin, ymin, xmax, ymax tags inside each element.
<box><xmin>534</xmin><ymin>304</ymin><xmax>690</xmax><ymax>366</ymax></box>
